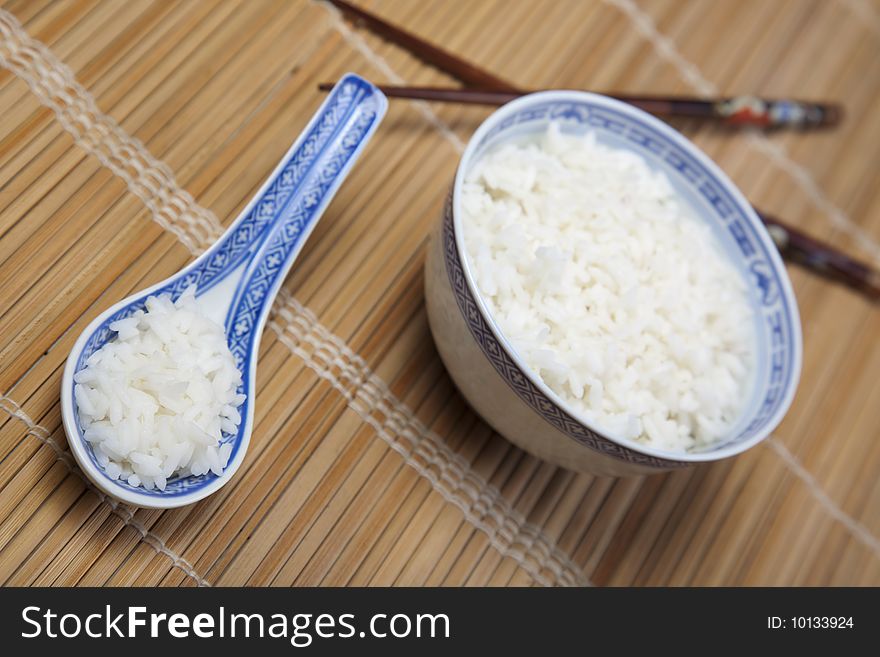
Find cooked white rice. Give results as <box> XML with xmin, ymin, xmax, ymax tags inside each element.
<box><xmin>74</xmin><ymin>286</ymin><xmax>245</xmax><ymax>490</ymax></box>
<box><xmin>460</xmin><ymin>124</ymin><xmax>755</xmax><ymax>451</ymax></box>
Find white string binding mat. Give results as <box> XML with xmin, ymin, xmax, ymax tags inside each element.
<box><xmin>0</xmin><ymin>393</ymin><xmax>211</xmax><ymax>586</ymax></box>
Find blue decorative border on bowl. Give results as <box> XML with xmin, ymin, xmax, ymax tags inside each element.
<box><xmin>71</xmin><ymin>76</ymin><xmax>384</xmax><ymax>497</ymax></box>
<box><xmin>447</xmin><ymin>99</ymin><xmax>798</xmax><ymax>467</ymax></box>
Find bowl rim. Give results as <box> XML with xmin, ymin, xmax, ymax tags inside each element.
<box><xmin>451</xmin><ymin>89</ymin><xmax>803</xmax><ymax>463</ymax></box>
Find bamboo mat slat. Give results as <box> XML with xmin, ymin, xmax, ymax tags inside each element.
<box><xmin>0</xmin><ymin>0</ymin><xmax>878</xmax><ymax>587</ymax></box>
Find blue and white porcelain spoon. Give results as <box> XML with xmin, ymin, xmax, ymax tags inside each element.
<box><xmin>60</xmin><ymin>74</ymin><xmax>387</xmax><ymax>509</ymax></box>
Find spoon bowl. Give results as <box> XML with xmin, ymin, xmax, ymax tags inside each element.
<box><xmin>61</xmin><ymin>74</ymin><xmax>386</xmax><ymax>508</ymax></box>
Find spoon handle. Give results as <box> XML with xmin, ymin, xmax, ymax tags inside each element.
<box><xmin>181</xmin><ymin>75</ymin><xmax>384</xmax><ymax>306</ymax></box>
<box><xmin>223</xmin><ymin>74</ymin><xmax>387</xmax><ymax>364</ymax></box>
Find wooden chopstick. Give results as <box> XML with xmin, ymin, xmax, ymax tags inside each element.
<box><xmin>759</xmin><ymin>212</ymin><xmax>880</xmax><ymax>301</ymax></box>
<box><xmin>327</xmin><ymin>0</ymin><xmax>840</xmax><ymax>129</ymax></box>
<box><xmin>327</xmin><ymin>0</ymin><xmax>515</xmax><ymax>91</ymax></box>
<box><xmin>317</xmin><ymin>83</ymin><xmax>841</xmax><ymax>127</ymax></box>
<box><xmin>327</xmin><ymin>0</ymin><xmax>878</xmax><ymax>300</ymax></box>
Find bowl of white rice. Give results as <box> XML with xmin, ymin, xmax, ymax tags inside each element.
<box><xmin>425</xmin><ymin>91</ymin><xmax>802</xmax><ymax>475</ymax></box>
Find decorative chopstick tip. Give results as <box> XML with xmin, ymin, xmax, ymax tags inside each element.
<box><xmin>715</xmin><ymin>96</ymin><xmax>843</xmax><ymax>128</ymax></box>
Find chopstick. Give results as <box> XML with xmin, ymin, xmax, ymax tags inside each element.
<box><xmin>328</xmin><ymin>0</ymin><xmax>513</xmax><ymax>91</ymax></box>
<box><xmin>327</xmin><ymin>0</ymin><xmax>840</xmax><ymax>129</ymax></box>
<box><xmin>317</xmin><ymin>84</ymin><xmax>841</xmax><ymax>127</ymax></box>
<box><xmin>759</xmin><ymin>212</ymin><xmax>880</xmax><ymax>300</ymax></box>
<box><xmin>327</xmin><ymin>0</ymin><xmax>878</xmax><ymax>300</ymax></box>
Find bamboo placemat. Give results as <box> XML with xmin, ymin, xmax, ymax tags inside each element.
<box><xmin>0</xmin><ymin>0</ymin><xmax>878</xmax><ymax>586</ymax></box>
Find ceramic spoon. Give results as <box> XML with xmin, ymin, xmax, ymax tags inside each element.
<box><xmin>61</xmin><ymin>74</ymin><xmax>387</xmax><ymax>509</ymax></box>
